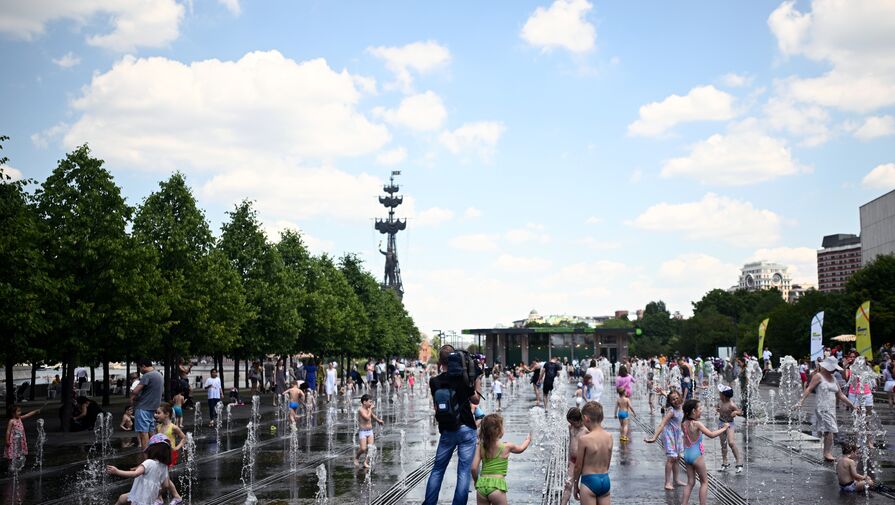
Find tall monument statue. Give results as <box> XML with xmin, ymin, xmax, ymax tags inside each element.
<box><xmin>374</xmin><ymin>170</ymin><xmax>406</xmax><ymax>299</ymax></box>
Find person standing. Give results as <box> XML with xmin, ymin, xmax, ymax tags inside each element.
<box><xmin>130</xmin><ymin>358</ymin><xmax>163</xmax><ymax>449</ymax></box>
<box><xmin>797</xmin><ymin>357</ymin><xmax>854</xmax><ymax>461</ymax></box>
<box><xmin>585</xmin><ymin>360</ymin><xmax>604</xmax><ymax>404</ymax></box>
<box><xmin>204</xmin><ymin>369</ymin><xmax>222</xmax><ymax>428</ymax></box>
<box><xmin>542</xmin><ymin>356</ymin><xmax>563</xmax><ymax>403</ymax></box>
<box><xmin>424</xmin><ymin>345</ymin><xmax>481</xmax><ymax>505</ymax></box>
<box><xmin>263</xmin><ymin>358</ymin><xmax>275</xmax><ymax>394</ymax></box>
<box><xmin>325</xmin><ymin>362</ymin><xmax>337</xmax><ymax>402</ymax></box>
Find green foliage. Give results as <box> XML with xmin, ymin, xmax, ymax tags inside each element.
<box><xmin>847</xmin><ymin>255</ymin><xmax>895</xmax><ymax>350</ymax></box>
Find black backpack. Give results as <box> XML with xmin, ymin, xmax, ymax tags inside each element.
<box><xmin>434</xmin><ymin>351</ymin><xmax>478</xmax><ymax>427</ymax></box>
<box><xmin>447</xmin><ymin>350</ymin><xmax>477</xmax><ymax>387</ymax></box>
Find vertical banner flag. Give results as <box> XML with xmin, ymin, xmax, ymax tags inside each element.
<box><xmin>758</xmin><ymin>318</ymin><xmax>769</xmax><ymax>358</ymax></box>
<box><xmin>856</xmin><ymin>301</ymin><xmax>873</xmax><ymax>360</ymax></box>
<box><xmin>810</xmin><ymin>311</ymin><xmax>824</xmax><ymax>364</ymax></box>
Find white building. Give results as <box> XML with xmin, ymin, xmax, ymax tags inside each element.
<box><xmin>738</xmin><ymin>261</ymin><xmax>792</xmax><ymax>300</ymax></box>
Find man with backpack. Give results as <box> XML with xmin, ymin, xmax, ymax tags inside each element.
<box><xmin>542</xmin><ymin>355</ymin><xmax>563</xmax><ymax>402</ymax></box>
<box><xmin>424</xmin><ymin>345</ymin><xmax>481</xmax><ymax>505</ymax></box>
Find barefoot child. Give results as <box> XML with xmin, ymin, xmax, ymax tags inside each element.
<box><xmin>716</xmin><ymin>385</ymin><xmax>742</xmax><ymax>473</ymax></box>
<box><xmin>561</xmin><ymin>407</ymin><xmax>589</xmax><ymax>505</ymax></box>
<box><xmin>107</xmin><ymin>434</ymin><xmax>172</xmax><ymax>505</ymax></box>
<box><xmin>837</xmin><ymin>442</ymin><xmax>874</xmax><ymax>493</ymax></box>
<box><xmin>644</xmin><ymin>391</ymin><xmax>686</xmax><ymax>490</ymax></box>
<box><xmin>614</xmin><ymin>387</ymin><xmax>635</xmax><ymax>442</ymax></box>
<box><xmin>472</xmin><ymin>413</ymin><xmax>532</xmax><ymax>504</ymax></box>
<box><xmin>155</xmin><ymin>403</ymin><xmax>185</xmax><ymax>505</ymax></box>
<box><xmin>492</xmin><ymin>377</ymin><xmax>503</xmax><ymax>411</ymax></box>
<box><xmin>573</xmin><ymin>401</ymin><xmax>613</xmax><ymax>505</ymax></box>
<box><xmin>354</xmin><ymin>394</ymin><xmax>383</xmax><ymax>468</ymax></box>
<box><xmin>286</xmin><ymin>381</ymin><xmax>306</xmax><ymax>424</ymax></box>
<box><xmin>679</xmin><ymin>400</ymin><xmax>729</xmax><ymax>505</ymax></box>
<box><xmin>120</xmin><ymin>406</ymin><xmax>134</xmax><ymax>431</ymax></box>
<box><xmin>172</xmin><ymin>392</ymin><xmax>185</xmax><ymax>428</ymax></box>
<box><xmin>5</xmin><ymin>404</ymin><xmax>41</xmax><ymax>468</ymax></box>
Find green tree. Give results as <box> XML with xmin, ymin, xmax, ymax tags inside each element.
<box><xmin>847</xmin><ymin>255</ymin><xmax>895</xmax><ymax>352</ymax></box>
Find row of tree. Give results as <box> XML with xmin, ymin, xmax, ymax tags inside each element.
<box><xmin>1</xmin><ymin>141</ymin><xmax>421</xmax><ymax>424</ymax></box>
<box><xmin>628</xmin><ymin>255</ymin><xmax>895</xmax><ymax>360</ymax></box>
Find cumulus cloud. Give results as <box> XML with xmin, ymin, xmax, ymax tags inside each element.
<box><xmin>661</xmin><ymin>129</ymin><xmax>804</xmax><ymax>185</ymax></box>
<box><xmin>448</xmin><ymin>233</ymin><xmax>499</xmax><ymax>252</ymax></box>
<box><xmin>658</xmin><ymin>253</ymin><xmax>741</xmax><ymax>293</ymax></box>
<box><xmin>748</xmin><ymin>246</ymin><xmax>818</xmax><ymax>285</ymax></box>
<box><xmin>862</xmin><ymin>163</ymin><xmax>895</xmax><ymax>190</ymax></box>
<box><xmin>414</xmin><ymin>207</ymin><xmax>454</xmax><ymax>227</ymax></box>
<box><xmin>763</xmin><ymin>96</ymin><xmax>831</xmax><ymax>146</ymax></box>
<box><xmin>505</xmin><ymin>223</ymin><xmax>551</xmax><ymax>244</ymax></box>
<box><xmin>720</xmin><ymin>73</ymin><xmax>753</xmax><ymax>88</ymax></box>
<box><xmin>31</xmin><ymin>122</ymin><xmax>68</xmax><ymax>149</ymax></box>
<box><xmin>376</xmin><ymin>147</ymin><xmax>407</xmax><ymax>166</ymax></box>
<box><xmin>52</xmin><ymin>52</ymin><xmax>80</xmax><ymax>68</ymax></box>
<box><xmin>543</xmin><ymin>260</ymin><xmax>629</xmax><ymax>287</ymax></box>
<box><xmin>521</xmin><ymin>0</ymin><xmax>596</xmax><ymax>54</ymax></box>
<box><xmin>628</xmin><ymin>85</ymin><xmax>737</xmax><ymax>137</ymax></box>
<box><xmin>0</xmin><ymin>0</ymin><xmax>185</xmax><ymax>52</ymax></box>
<box><xmin>585</xmin><ymin>216</ymin><xmax>602</xmax><ymax>225</ymax></box>
<box><xmin>216</xmin><ymin>0</ymin><xmax>241</xmax><ymax>15</ymax></box>
<box><xmin>1</xmin><ymin>165</ymin><xmax>23</xmax><ymax>182</ymax></box>
<box><xmin>853</xmin><ymin>115</ymin><xmax>895</xmax><ymax>141</ymax></box>
<box><xmin>464</xmin><ymin>207</ymin><xmax>482</xmax><ymax>219</ymax></box>
<box><xmin>367</xmin><ymin>40</ymin><xmax>451</xmax><ymax>93</ymax></box>
<box><xmin>768</xmin><ymin>0</ymin><xmax>895</xmax><ymax>112</ymax></box>
<box><xmin>632</xmin><ymin>193</ymin><xmax>782</xmax><ymax>247</ymax></box>
<box><xmin>262</xmin><ymin>220</ymin><xmax>333</xmax><ymax>254</ymax></box>
<box><xmin>373</xmin><ymin>91</ymin><xmax>447</xmax><ymax>131</ymax></box>
<box><xmin>495</xmin><ymin>254</ymin><xmax>553</xmax><ymax>273</ymax></box>
<box><xmin>439</xmin><ymin>121</ymin><xmax>505</xmax><ymax>162</ymax></box>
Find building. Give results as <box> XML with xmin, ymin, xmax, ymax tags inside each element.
<box><xmin>615</xmin><ymin>310</ymin><xmax>629</xmax><ymax>319</ymax></box>
<box><xmin>861</xmin><ymin>189</ymin><xmax>895</xmax><ymax>265</ymax></box>
<box><xmin>463</xmin><ymin>326</ymin><xmax>633</xmax><ymax>366</ymax></box>
<box><xmin>738</xmin><ymin>261</ymin><xmax>792</xmax><ymax>300</ymax></box>
<box><xmin>788</xmin><ymin>283</ymin><xmax>815</xmax><ymax>303</ymax></box>
<box><xmin>817</xmin><ymin>234</ymin><xmax>862</xmax><ymax>292</ymax></box>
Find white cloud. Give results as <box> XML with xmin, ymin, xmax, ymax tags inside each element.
<box><xmin>414</xmin><ymin>207</ymin><xmax>454</xmax><ymax>227</ymax></box>
<box><xmin>543</xmin><ymin>260</ymin><xmax>629</xmax><ymax>287</ymax></box>
<box><xmin>661</xmin><ymin>129</ymin><xmax>803</xmax><ymax>185</ymax></box>
<box><xmin>658</xmin><ymin>253</ymin><xmax>741</xmax><ymax>292</ymax></box>
<box><xmin>585</xmin><ymin>216</ymin><xmax>602</xmax><ymax>225</ymax></box>
<box><xmin>521</xmin><ymin>0</ymin><xmax>596</xmax><ymax>54</ymax></box>
<box><xmin>52</xmin><ymin>52</ymin><xmax>80</xmax><ymax>68</ymax></box>
<box><xmin>217</xmin><ymin>0</ymin><xmax>241</xmax><ymax>15</ymax></box>
<box><xmin>748</xmin><ymin>246</ymin><xmax>818</xmax><ymax>285</ymax></box>
<box><xmin>632</xmin><ymin>193</ymin><xmax>782</xmax><ymax>247</ymax></box>
<box><xmin>0</xmin><ymin>0</ymin><xmax>185</xmax><ymax>52</ymax></box>
<box><xmin>448</xmin><ymin>233</ymin><xmax>499</xmax><ymax>252</ymax></box>
<box><xmin>374</xmin><ymin>91</ymin><xmax>447</xmax><ymax>132</ymax></box>
<box><xmin>63</xmin><ymin>51</ymin><xmax>389</xmax><ymax>171</ymax></box>
<box><xmin>31</xmin><ymin>122</ymin><xmax>68</xmax><ymax>149</ymax></box>
<box><xmin>262</xmin><ymin>220</ymin><xmax>333</xmax><ymax>254</ymax></box>
<box><xmin>439</xmin><ymin>121</ymin><xmax>505</xmax><ymax>161</ymax></box>
<box><xmin>495</xmin><ymin>254</ymin><xmax>553</xmax><ymax>273</ymax></box>
<box><xmin>464</xmin><ymin>207</ymin><xmax>482</xmax><ymax>219</ymax></box>
<box><xmin>1</xmin><ymin>165</ymin><xmax>23</xmax><ymax>182</ymax></box>
<box><xmin>763</xmin><ymin>96</ymin><xmax>831</xmax><ymax>146</ymax></box>
<box><xmin>367</xmin><ymin>41</ymin><xmax>451</xmax><ymax>93</ymax></box>
<box><xmin>628</xmin><ymin>85</ymin><xmax>737</xmax><ymax>137</ymax></box>
<box><xmin>768</xmin><ymin>0</ymin><xmax>895</xmax><ymax>112</ymax></box>
<box><xmin>720</xmin><ymin>73</ymin><xmax>753</xmax><ymax>88</ymax></box>
<box><xmin>853</xmin><ymin>115</ymin><xmax>895</xmax><ymax>141</ymax></box>
<box><xmin>505</xmin><ymin>223</ymin><xmax>550</xmax><ymax>244</ymax></box>
<box><xmin>376</xmin><ymin>147</ymin><xmax>407</xmax><ymax>166</ymax></box>
<box><xmin>576</xmin><ymin>237</ymin><xmax>621</xmax><ymax>251</ymax></box>
<box><xmin>862</xmin><ymin>163</ymin><xmax>895</xmax><ymax>190</ymax></box>
<box><xmin>629</xmin><ymin>169</ymin><xmax>643</xmax><ymax>184</ymax></box>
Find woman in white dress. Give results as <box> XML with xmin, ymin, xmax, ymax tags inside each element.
<box><xmin>585</xmin><ymin>359</ymin><xmax>604</xmax><ymax>403</ymax></box>
<box><xmin>325</xmin><ymin>362</ymin><xmax>337</xmax><ymax>402</ymax></box>
<box><xmin>798</xmin><ymin>356</ymin><xmax>854</xmax><ymax>461</ymax></box>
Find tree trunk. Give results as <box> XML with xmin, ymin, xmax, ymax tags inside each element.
<box><xmin>244</xmin><ymin>360</ymin><xmax>249</xmax><ymax>389</ymax></box>
<box><xmin>4</xmin><ymin>355</ymin><xmax>14</xmax><ymax>409</ymax></box>
<box><xmin>90</xmin><ymin>365</ymin><xmax>95</xmax><ymax>396</ymax></box>
<box><xmin>125</xmin><ymin>358</ymin><xmax>131</xmax><ymax>397</ymax></box>
<box><xmin>233</xmin><ymin>357</ymin><xmax>239</xmax><ymax>394</ymax></box>
<box><xmin>60</xmin><ymin>352</ymin><xmax>75</xmax><ymax>432</ymax></box>
<box><xmin>102</xmin><ymin>358</ymin><xmax>110</xmax><ymax>407</ymax></box>
<box><xmin>30</xmin><ymin>361</ymin><xmax>38</xmax><ymax>401</ymax></box>
<box><xmin>164</xmin><ymin>345</ymin><xmax>173</xmax><ymax>402</ymax></box>
<box><xmin>217</xmin><ymin>353</ymin><xmax>225</xmax><ymax>389</ymax></box>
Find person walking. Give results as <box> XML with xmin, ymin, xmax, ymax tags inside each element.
<box><xmin>797</xmin><ymin>357</ymin><xmax>854</xmax><ymax>461</ymax></box>
<box><xmin>204</xmin><ymin>369</ymin><xmax>222</xmax><ymax>428</ymax></box>
<box><xmin>130</xmin><ymin>358</ymin><xmax>163</xmax><ymax>449</ymax></box>
<box><xmin>424</xmin><ymin>345</ymin><xmax>481</xmax><ymax>505</ymax></box>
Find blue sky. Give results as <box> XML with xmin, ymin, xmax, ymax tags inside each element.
<box><xmin>2</xmin><ymin>0</ymin><xmax>894</xmax><ymax>335</ymax></box>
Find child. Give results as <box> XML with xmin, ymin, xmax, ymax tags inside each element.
<box><xmin>155</xmin><ymin>403</ymin><xmax>185</xmax><ymax>505</ymax></box>
<box><xmin>647</xmin><ymin>365</ymin><xmax>657</xmax><ymax>415</ymax></box>
<box><xmin>472</xmin><ymin>414</ymin><xmax>532</xmax><ymax>504</ymax></box>
<box><xmin>679</xmin><ymin>400</ymin><xmax>730</xmax><ymax>505</ymax></box>
<box><xmin>716</xmin><ymin>385</ymin><xmax>743</xmax><ymax>473</ymax></box>
<box><xmin>5</xmin><ymin>404</ymin><xmax>41</xmax><ymax>468</ymax></box>
<box><xmin>837</xmin><ymin>442</ymin><xmax>874</xmax><ymax>493</ymax></box>
<box><xmin>172</xmin><ymin>392</ymin><xmax>184</xmax><ymax>428</ymax></box>
<box><xmin>408</xmin><ymin>372</ymin><xmax>415</xmax><ymax>393</ymax></box>
<box><xmin>120</xmin><ymin>406</ymin><xmax>135</xmax><ymax>431</ymax></box>
<box><xmin>573</xmin><ymin>401</ymin><xmax>613</xmax><ymax>505</ymax></box>
<box><xmin>562</xmin><ymin>407</ymin><xmax>589</xmax><ymax>505</ymax></box>
<box><xmin>644</xmin><ymin>391</ymin><xmax>686</xmax><ymax>490</ymax></box>
<box><xmin>107</xmin><ymin>433</ymin><xmax>172</xmax><ymax>505</ymax></box>
<box><xmin>614</xmin><ymin>387</ymin><xmax>635</xmax><ymax>442</ymax></box>
<box><xmin>492</xmin><ymin>377</ymin><xmax>504</xmax><ymax>411</ymax></box>
<box><xmin>286</xmin><ymin>381</ymin><xmax>306</xmax><ymax>424</ymax></box>
<box><xmin>471</xmin><ymin>395</ymin><xmax>485</xmax><ymax>428</ymax></box>
<box><xmin>354</xmin><ymin>394</ymin><xmax>383</xmax><ymax>468</ymax></box>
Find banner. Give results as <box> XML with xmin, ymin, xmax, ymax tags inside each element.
<box><xmin>810</xmin><ymin>311</ymin><xmax>824</xmax><ymax>363</ymax></box>
<box><xmin>758</xmin><ymin>318</ymin><xmax>769</xmax><ymax>358</ymax></box>
<box><xmin>856</xmin><ymin>301</ymin><xmax>873</xmax><ymax>360</ymax></box>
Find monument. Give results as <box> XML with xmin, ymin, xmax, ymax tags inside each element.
<box><xmin>375</xmin><ymin>170</ymin><xmax>406</xmax><ymax>299</ymax></box>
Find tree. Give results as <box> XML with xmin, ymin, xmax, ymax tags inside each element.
<box><xmin>847</xmin><ymin>255</ymin><xmax>895</xmax><ymax>351</ymax></box>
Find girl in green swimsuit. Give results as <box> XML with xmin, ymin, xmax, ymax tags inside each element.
<box><xmin>472</xmin><ymin>414</ymin><xmax>532</xmax><ymax>504</ymax></box>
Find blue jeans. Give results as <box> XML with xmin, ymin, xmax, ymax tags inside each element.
<box><xmin>424</xmin><ymin>425</ymin><xmax>477</xmax><ymax>505</ymax></box>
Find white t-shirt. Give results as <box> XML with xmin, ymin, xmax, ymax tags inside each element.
<box><xmin>763</xmin><ymin>350</ymin><xmax>772</xmax><ymax>362</ymax></box>
<box><xmin>204</xmin><ymin>377</ymin><xmax>222</xmax><ymax>400</ymax></box>
<box><xmin>398</xmin><ymin>362</ymin><xmax>406</xmax><ymax>372</ymax></box>
<box><xmin>128</xmin><ymin>459</ymin><xmax>168</xmax><ymax>505</ymax></box>
<box><xmin>492</xmin><ymin>380</ymin><xmax>503</xmax><ymax>394</ymax></box>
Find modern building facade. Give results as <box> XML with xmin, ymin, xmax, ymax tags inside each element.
<box><xmin>463</xmin><ymin>327</ymin><xmax>632</xmax><ymax>367</ymax></box>
<box><xmin>817</xmin><ymin>233</ymin><xmax>862</xmax><ymax>292</ymax></box>
<box><xmin>738</xmin><ymin>261</ymin><xmax>792</xmax><ymax>300</ymax></box>
<box><xmin>861</xmin><ymin>189</ymin><xmax>895</xmax><ymax>265</ymax></box>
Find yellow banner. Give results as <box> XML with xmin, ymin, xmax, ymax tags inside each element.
<box><xmin>758</xmin><ymin>318</ymin><xmax>769</xmax><ymax>358</ymax></box>
<box><xmin>856</xmin><ymin>301</ymin><xmax>873</xmax><ymax>360</ymax></box>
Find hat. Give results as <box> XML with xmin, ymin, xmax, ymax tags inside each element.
<box><xmin>717</xmin><ymin>384</ymin><xmax>732</xmax><ymax>393</ymax></box>
<box><xmin>820</xmin><ymin>356</ymin><xmax>843</xmax><ymax>372</ymax></box>
<box><xmin>145</xmin><ymin>433</ymin><xmax>171</xmax><ymax>451</ymax></box>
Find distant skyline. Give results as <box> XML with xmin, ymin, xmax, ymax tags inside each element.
<box><xmin>2</xmin><ymin>0</ymin><xmax>894</xmax><ymax>335</ymax></box>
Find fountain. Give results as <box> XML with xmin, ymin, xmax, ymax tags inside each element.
<box><xmin>34</xmin><ymin>418</ymin><xmax>46</xmax><ymax>472</ymax></box>
<box><xmin>193</xmin><ymin>401</ymin><xmax>202</xmax><ymax>433</ymax></box>
<box><xmin>76</xmin><ymin>413</ymin><xmax>114</xmax><ymax>505</ymax></box>
<box><xmin>398</xmin><ymin>429</ymin><xmax>407</xmax><ymax>490</ymax></box>
<box><xmin>315</xmin><ymin>464</ymin><xmax>328</xmax><ymax>504</ymax></box>
<box><xmin>215</xmin><ymin>400</ymin><xmax>224</xmax><ymax>447</ymax></box>
<box><xmin>289</xmin><ymin>421</ymin><xmax>300</xmax><ymax>471</ymax></box>
<box><xmin>778</xmin><ymin>355</ymin><xmax>803</xmax><ymax>504</ymax></box>
<box><xmin>241</xmin><ymin>420</ymin><xmax>258</xmax><ymax>505</ymax></box>
<box><xmin>847</xmin><ymin>356</ymin><xmax>884</xmax><ymax>494</ymax></box>
<box><xmin>744</xmin><ymin>358</ymin><xmax>766</xmax><ymax>503</ymax></box>
<box><xmin>226</xmin><ymin>402</ymin><xmax>234</xmax><ymax>433</ymax></box>
<box><xmin>180</xmin><ymin>432</ymin><xmax>197</xmax><ymax>505</ymax></box>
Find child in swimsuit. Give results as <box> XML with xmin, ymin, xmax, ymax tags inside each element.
<box><xmin>679</xmin><ymin>399</ymin><xmax>729</xmax><ymax>505</ymax></box>
<box><xmin>836</xmin><ymin>442</ymin><xmax>873</xmax><ymax>493</ymax></box>
<box><xmin>472</xmin><ymin>413</ymin><xmax>532</xmax><ymax>504</ymax></box>
<box><xmin>172</xmin><ymin>392</ymin><xmax>185</xmax><ymax>428</ymax></box>
<box><xmin>562</xmin><ymin>407</ymin><xmax>588</xmax><ymax>505</ymax></box>
<box><xmin>614</xmin><ymin>387</ymin><xmax>635</xmax><ymax>443</ymax></box>
<box><xmin>573</xmin><ymin>401</ymin><xmax>612</xmax><ymax>505</ymax></box>
<box><xmin>644</xmin><ymin>391</ymin><xmax>686</xmax><ymax>490</ymax></box>
<box><xmin>354</xmin><ymin>394</ymin><xmax>383</xmax><ymax>468</ymax></box>
<box><xmin>154</xmin><ymin>403</ymin><xmax>185</xmax><ymax>505</ymax></box>
<box><xmin>716</xmin><ymin>385</ymin><xmax>743</xmax><ymax>473</ymax></box>
<box><xmin>286</xmin><ymin>381</ymin><xmax>306</xmax><ymax>424</ymax></box>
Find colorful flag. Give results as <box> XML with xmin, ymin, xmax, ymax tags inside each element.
<box><xmin>758</xmin><ymin>318</ymin><xmax>769</xmax><ymax>357</ymax></box>
<box><xmin>856</xmin><ymin>301</ymin><xmax>872</xmax><ymax>360</ymax></box>
<box><xmin>810</xmin><ymin>312</ymin><xmax>824</xmax><ymax>363</ymax></box>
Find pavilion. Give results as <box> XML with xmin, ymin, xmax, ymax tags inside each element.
<box><xmin>462</xmin><ymin>326</ymin><xmax>633</xmax><ymax>367</ymax></box>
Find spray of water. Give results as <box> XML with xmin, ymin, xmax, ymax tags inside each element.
<box><xmin>215</xmin><ymin>401</ymin><xmax>223</xmax><ymax>447</ymax></box>
<box><xmin>241</xmin><ymin>420</ymin><xmax>258</xmax><ymax>505</ymax></box>
<box><xmin>34</xmin><ymin>418</ymin><xmax>46</xmax><ymax>472</ymax></box>
<box><xmin>315</xmin><ymin>463</ymin><xmax>328</xmax><ymax>504</ymax></box>
<box><xmin>179</xmin><ymin>432</ymin><xmax>197</xmax><ymax>505</ymax></box>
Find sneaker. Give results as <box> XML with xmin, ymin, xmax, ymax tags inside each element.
<box><xmin>153</xmin><ymin>499</ymin><xmax>164</xmax><ymax>505</ymax></box>
<box><xmin>170</xmin><ymin>499</ymin><xmax>183</xmax><ymax>505</ymax></box>
<box><xmin>719</xmin><ymin>464</ymin><xmax>730</xmax><ymax>472</ymax></box>
<box><xmin>735</xmin><ymin>465</ymin><xmax>743</xmax><ymax>474</ymax></box>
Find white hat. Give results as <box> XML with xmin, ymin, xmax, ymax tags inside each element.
<box><xmin>717</xmin><ymin>384</ymin><xmax>732</xmax><ymax>393</ymax></box>
<box><xmin>820</xmin><ymin>356</ymin><xmax>843</xmax><ymax>372</ymax></box>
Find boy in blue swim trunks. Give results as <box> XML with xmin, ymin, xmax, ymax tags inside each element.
<box><xmin>614</xmin><ymin>387</ymin><xmax>635</xmax><ymax>443</ymax></box>
<box><xmin>574</xmin><ymin>401</ymin><xmax>613</xmax><ymax>504</ymax></box>
<box><xmin>285</xmin><ymin>381</ymin><xmax>305</xmax><ymax>424</ymax></box>
<box><xmin>354</xmin><ymin>394</ymin><xmax>383</xmax><ymax>468</ymax></box>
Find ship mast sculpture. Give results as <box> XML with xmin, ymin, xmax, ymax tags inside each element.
<box><xmin>375</xmin><ymin>170</ymin><xmax>406</xmax><ymax>299</ymax></box>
